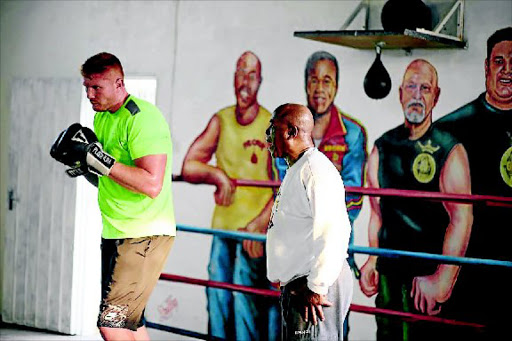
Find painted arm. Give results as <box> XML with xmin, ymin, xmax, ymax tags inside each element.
<box><xmin>240</xmin><ymin>151</ymin><xmax>279</xmax><ymax>258</ymax></box>
<box><xmin>411</xmin><ymin>143</ymin><xmax>473</xmax><ymax>315</ymax></box>
<box><xmin>342</xmin><ymin>127</ymin><xmax>367</xmax><ymax>224</ymax></box>
<box><xmin>359</xmin><ymin>146</ymin><xmax>381</xmax><ymax>297</ymax></box>
<box><xmin>240</xmin><ymin>196</ymin><xmax>274</xmax><ymax>258</ymax></box>
<box><xmin>108</xmin><ymin>154</ymin><xmax>167</xmax><ymax>199</ymax></box>
<box><xmin>181</xmin><ymin>115</ymin><xmax>235</xmax><ymax>206</ymax></box>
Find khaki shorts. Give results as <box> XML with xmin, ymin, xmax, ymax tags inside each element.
<box><xmin>98</xmin><ymin>235</ymin><xmax>174</xmax><ymax>331</ymax></box>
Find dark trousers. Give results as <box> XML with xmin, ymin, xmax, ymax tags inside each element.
<box><xmin>280</xmin><ymin>261</ymin><xmax>353</xmax><ymax>340</ymax></box>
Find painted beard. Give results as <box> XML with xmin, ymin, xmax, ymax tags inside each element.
<box><xmin>404</xmin><ymin>100</ymin><xmax>426</xmax><ymax>124</ymax></box>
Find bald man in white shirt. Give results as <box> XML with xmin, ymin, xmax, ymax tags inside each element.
<box><xmin>265</xmin><ymin>103</ymin><xmax>353</xmax><ymax>340</ymax></box>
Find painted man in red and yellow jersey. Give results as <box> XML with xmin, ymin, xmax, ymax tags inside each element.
<box><xmin>181</xmin><ymin>51</ymin><xmax>279</xmax><ymax>341</ymax></box>
<box><xmin>304</xmin><ymin>50</ymin><xmax>368</xmax><ymax>340</ymax></box>
<box><xmin>305</xmin><ymin>51</ymin><xmax>368</xmax><ymax>250</ymax></box>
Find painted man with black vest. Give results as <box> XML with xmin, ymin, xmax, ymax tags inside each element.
<box><xmin>435</xmin><ymin>27</ymin><xmax>512</xmax><ymax>339</ymax></box>
<box><xmin>359</xmin><ymin>59</ymin><xmax>473</xmax><ymax>341</ymax></box>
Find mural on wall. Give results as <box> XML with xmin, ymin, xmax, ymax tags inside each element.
<box><xmin>358</xmin><ymin>27</ymin><xmax>512</xmax><ymax>340</ymax></box>
<box><xmin>177</xmin><ymin>28</ymin><xmax>510</xmax><ymax>341</ymax></box>
<box><xmin>180</xmin><ymin>51</ymin><xmax>280</xmax><ymax>341</ymax></box>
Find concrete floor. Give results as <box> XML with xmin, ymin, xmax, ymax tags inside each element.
<box><xmin>0</xmin><ymin>322</ymin><xmax>193</xmax><ymax>340</ymax></box>
<box><xmin>0</xmin><ymin>323</ymin><xmax>102</xmax><ymax>340</ymax></box>
<box><xmin>0</xmin><ymin>324</ymin><xmax>102</xmax><ymax>341</ymax></box>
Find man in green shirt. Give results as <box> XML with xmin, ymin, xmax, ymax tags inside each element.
<box><xmin>52</xmin><ymin>52</ymin><xmax>175</xmax><ymax>341</ymax></box>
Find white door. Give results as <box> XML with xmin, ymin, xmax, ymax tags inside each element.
<box><xmin>3</xmin><ymin>78</ymin><xmax>81</xmax><ymax>334</ymax></box>
<box><xmin>3</xmin><ymin>77</ymin><xmax>158</xmax><ymax>335</ymax></box>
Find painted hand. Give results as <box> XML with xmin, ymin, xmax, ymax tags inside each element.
<box><xmin>411</xmin><ymin>274</ymin><xmax>447</xmax><ymax>316</ymax></box>
<box><xmin>359</xmin><ymin>256</ymin><xmax>379</xmax><ymax>297</ymax></box>
<box><xmin>239</xmin><ymin>222</ymin><xmax>265</xmax><ymax>258</ymax></box>
<box><xmin>214</xmin><ymin>172</ymin><xmax>236</xmax><ymax>206</ymax></box>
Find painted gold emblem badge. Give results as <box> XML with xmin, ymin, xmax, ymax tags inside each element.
<box><xmin>413</xmin><ymin>140</ymin><xmax>439</xmax><ymax>184</ymax></box>
<box><xmin>500</xmin><ymin>146</ymin><xmax>512</xmax><ymax>188</ymax></box>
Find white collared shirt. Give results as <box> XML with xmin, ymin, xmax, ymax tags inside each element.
<box><xmin>266</xmin><ymin>148</ymin><xmax>351</xmax><ymax>295</ymax></box>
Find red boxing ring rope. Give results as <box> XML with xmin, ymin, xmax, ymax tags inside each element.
<box><xmin>159</xmin><ymin>273</ymin><xmax>485</xmax><ymax>329</ymax></box>
<box><xmin>172</xmin><ymin>175</ymin><xmax>512</xmax><ymax>207</ymax></box>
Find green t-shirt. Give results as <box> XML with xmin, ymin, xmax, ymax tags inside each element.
<box><xmin>93</xmin><ymin>95</ymin><xmax>176</xmax><ymax>239</ymax></box>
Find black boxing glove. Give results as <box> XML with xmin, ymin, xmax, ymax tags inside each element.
<box><xmin>50</xmin><ymin>123</ymin><xmax>111</xmax><ymax>177</ymax></box>
<box><xmin>50</xmin><ymin>123</ymin><xmax>90</xmax><ymax>167</ymax></box>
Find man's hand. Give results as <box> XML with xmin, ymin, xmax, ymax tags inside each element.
<box><xmin>214</xmin><ymin>171</ymin><xmax>236</xmax><ymax>206</ymax></box>
<box><xmin>411</xmin><ymin>273</ymin><xmax>449</xmax><ymax>316</ymax></box>
<box><xmin>359</xmin><ymin>256</ymin><xmax>379</xmax><ymax>297</ymax></box>
<box><xmin>297</xmin><ymin>288</ymin><xmax>333</xmax><ymax>325</ymax></box>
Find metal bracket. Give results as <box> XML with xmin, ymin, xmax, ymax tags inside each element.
<box><xmin>340</xmin><ymin>0</ymin><xmax>370</xmax><ymax>30</ymax></box>
<box><xmin>433</xmin><ymin>0</ymin><xmax>465</xmax><ymax>41</ymax></box>
<box><xmin>340</xmin><ymin>0</ymin><xmax>465</xmax><ymax>42</ymax></box>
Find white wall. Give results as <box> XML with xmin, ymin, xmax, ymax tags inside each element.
<box><xmin>1</xmin><ymin>0</ymin><xmax>511</xmax><ymax>340</ymax></box>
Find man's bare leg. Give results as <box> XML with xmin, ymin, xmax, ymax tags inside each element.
<box><xmin>99</xmin><ymin>327</ymin><xmax>136</xmax><ymax>341</ymax></box>
<box><xmin>133</xmin><ymin>326</ymin><xmax>150</xmax><ymax>341</ymax></box>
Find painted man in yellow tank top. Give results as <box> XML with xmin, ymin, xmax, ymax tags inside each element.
<box><xmin>181</xmin><ymin>51</ymin><xmax>279</xmax><ymax>341</ymax></box>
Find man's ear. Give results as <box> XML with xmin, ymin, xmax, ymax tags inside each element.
<box><xmin>288</xmin><ymin>125</ymin><xmax>298</xmax><ymax>138</ymax></box>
